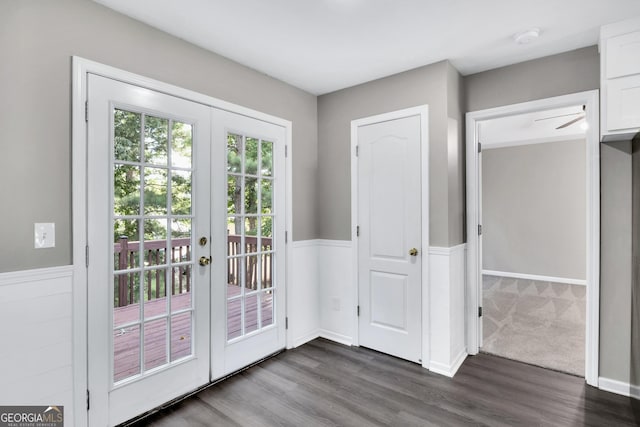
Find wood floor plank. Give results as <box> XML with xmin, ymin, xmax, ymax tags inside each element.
<box><xmin>125</xmin><ymin>338</ymin><xmax>640</xmax><ymax>426</ymax></box>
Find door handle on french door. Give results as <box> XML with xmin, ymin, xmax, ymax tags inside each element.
<box><xmin>199</xmin><ymin>256</ymin><xmax>211</xmax><ymax>266</ymax></box>
<box><xmin>409</xmin><ymin>248</ymin><xmax>418</xmax><ymax>256</ymax></box>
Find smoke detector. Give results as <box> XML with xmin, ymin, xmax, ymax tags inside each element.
<box><xmin>513</xmin><ymin>28</ymin><xmax>540</xmax><ymax>45</ymax></box>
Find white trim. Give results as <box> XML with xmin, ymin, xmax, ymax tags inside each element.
<box><xmin>285</xmin><ymin>124</ymin><xmax>294</xmax><ymax>350</ymax></box>
<box><xmin>482</xmin><ymin>270</ymin><xmax>587</xmax><ymax>286</ymax></box>
<box><xmin>482</xmin><ymin>134</ymin><xmax>586</xmax><ymax>150</ymax></box>
<box><xmin>292</xmin><ymin>329</ymin><xmax>321</xmax><ymax>348</ymax></box>
<box><xmin>428</xmin><ymin>243</ymin><xmax>466</xmax><ymax>256</ymax></box>
<box><xmin>466</xmin><ymin>90</ymin><xmax>600</xmax><ymax>387</ymax></box>
<box><xmin>0</xmin><ymin>265</ymin><xmax>73</xmax><ymax>286</ymax></box>
<box><xmin>72</xmin><ymin>56</ymin><xmax>294</xmax><ymax>427</ymax></box>
<box><xmin>319</xmin><ymin>329</ymin><xmax>354</xmax><ymax>346</ymax></box>
<box><xmin>316</xmin><ymin>239</ymin><xmax>352</xmax><ymax>248</ymax></box>
<box><xmin>350</xmin><ymin>105</ymin><xmax>430</xmax><ymax>364</ymax></box>
<box><xmin>598</xmin><ymin>377</ymin><xmax>640</xmax><ymax>399</ymax></box>
<box><xmin>429</xmin><ymin>349</ymin><xmax>467</xmax><ymax>378</ymax></box>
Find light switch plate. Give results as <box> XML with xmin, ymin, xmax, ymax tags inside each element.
<box><xmin>35</xmin><ymin>223</ymin><xmax>55</xmax><ymax>249</ymax></box>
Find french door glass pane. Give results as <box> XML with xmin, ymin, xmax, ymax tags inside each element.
<box><xmin>112</xmin><ymin>109</ymin><xmax>195</xmax><ymax>384</ymax></box>
<box><xmin>226</xmin><ymin>132</ymin><xmax>277</xmax><ymax>341</ymax></box>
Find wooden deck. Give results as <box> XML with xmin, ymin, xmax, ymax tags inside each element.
<box><xmin>113</xmin><ymin>285</ymin><xmax>273</xmax><ymax>383</ymax></box>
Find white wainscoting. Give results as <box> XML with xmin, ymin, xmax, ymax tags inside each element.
<box><xmin>289</xmin><ymin>240</ymin><xmax>320</xmax><ymax>348</ymax></box>
<box><xmin>429</xmin><ymin>244</ymin><xmax>467</xmax><ymax>377</ymax></box>
<box><xmin>0</xmin><ymin>266</ymin><xmax>75</xmax><ymax>426</ymax></box>
<box><xmin>599</xmin><ymin>377</ymin><xmax>640</xmax><ymax>400</ymax></box>
<box><xmin>314</xmin><ymin>239</ymin><xmax>468</xmax><ymax>377</ymax></box>
<box><xmin>317</xmin><ymin>240</ymin><xmax>354</xmax><ymax>345</ymax></box>
<box><xmin>482</xmin><ymin>269</ymin><xmax>587</xmax><ymax>286</ymax></box>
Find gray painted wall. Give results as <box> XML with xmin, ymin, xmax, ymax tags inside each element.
<box><xmin>482</xmin><ymin>140</ymin><xmax>586</xmax><ymax>280</ymax></box>
<box><xmin>317</xmin><ymin>61</ymin><xmax>464</xmax><ymax>246</ymax></box>
<box><xmin>631</xmin><ymin>136</ymin><xmax>640</xmax><ymax>389</ymax></box>
<box><xmin>0</xmin><ymin>0</ymin><xmax>318</xmax><ymax>273</ymax></box>
<box><xmin>600</xmin><ymin>141</ymin><xmax>632</xmax><ymax>383</ymax></box>
<box><xmin>465</xmin><ymin>46</ymin><xmax>600</xmax><ymax>112</ymax></box>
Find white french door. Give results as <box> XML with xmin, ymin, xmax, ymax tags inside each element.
<box><xmin>86</xmin><ymin>75</ymin><xmax>287</xmax><ymax>426</ymax></box>
<box><xmin>356</xmin><ymin>113</ymin><xmax>423</xmax><ymax>363</ymax></box>
<box><xmin>87</xmin><ymin>74</ymin><xmax>212</xmax><ymax>425</ymax></box>
<box><xmin>211</xmin><ymin>109</ymin><xmax>287</xmax><ymax>379</ymax></box>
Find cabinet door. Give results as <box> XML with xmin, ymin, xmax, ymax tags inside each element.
<box><xmin>606</xmin><ymin>30</ymin><xmax>640</xmax><ymax>79</ymax></box>
<box><xmin>606</xmin><ymin>74</ymin><xmax>640</xmax><ymax>131</ymax></box>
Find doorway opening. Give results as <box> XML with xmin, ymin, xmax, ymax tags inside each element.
<box><xmin>466</xmin><ymin>91</ymin><xmax>600</xmax><ymax>386</ymax></box>
<box><xmin>480</xmin><ymin>106</ymin><xmax>588</xmax><ymax>376</ymax></box>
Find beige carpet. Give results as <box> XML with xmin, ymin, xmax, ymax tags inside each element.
<box><xmin>481</xmin><ymin>275</ymin><xmax>586</xmax><ymax>376</ymax></box>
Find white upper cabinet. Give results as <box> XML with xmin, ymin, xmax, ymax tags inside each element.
<box><xmin>600</xmin><ymin>17</ymin><xmax>640</xmax><ymax>141</ymax></box>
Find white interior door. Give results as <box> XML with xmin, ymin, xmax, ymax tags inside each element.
<box><xmin>211</xmin><ymin>109</ymin><xmax>287</xmax><ymax>379</ymax></box>
<box><xmin>87</xmin><ymin>74</ymin><xmax>212</xmax><ymax>426</ymax></box>
<box><xmin>357</xmin><ymin>114</ymin><xmax>422</xmax><ymax>363</ymax></box>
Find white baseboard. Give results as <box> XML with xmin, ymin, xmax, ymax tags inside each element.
<box><xmin>482</xmin><ymin>269</ymin><xmax>587</xmax><ymax>286</ymax></box>
<box><xmin>319</xmin><ymin>329</ymin><xmax>353</xmax><ymax>346</ymax></box>
<box><xmin>429</xmin><ymin>350</ymin><xmax>467</xmax><ymax>377</ymax></box>
<box><xmin>599</xmin><ymin>377</ymin><xmax>640</xmax><ymax>399</ymax></box>
<box><xmin>292</xmin><ymin>329</ymin><xmax>320</xmax><ymax>348</ymax></box>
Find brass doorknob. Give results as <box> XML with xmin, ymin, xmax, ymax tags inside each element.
<box><xmin>199</xmin><ymin>256</ymin><xmax>211</xmax><ymax>266</ymax></box>
<box><xmin>409</xmin><ymin>248</ymin><xmax>418</xmax><ymax>256</ymax></box>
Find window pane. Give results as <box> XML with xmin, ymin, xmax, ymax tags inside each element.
<box><xmin>114</xmin><ymin>219</ymin><xmax>140</xmax><ymax>270</ymax></box>
<box><xmin>227</xmin><ymin>256</ymin><xmax>242</xmax><ymax>295</ymax></box>
<box><xmin>171</xmin><ymin>170</ymin><xmax>191</xmax><ymax>215</ymax></box>
<box><xmin>113</xmin><ymin>273</ymin><xmax>140</xmax><ymax>323</ymax></box>
<box><xmin>245</xmin><ymin>137</ymin><xmax>258</xmax><ymax>175</ymax></box>
<box><xmin>261</xmin><ymin>291</ymin><xmax>274</xmax><ymax>327</ymax></box>
<box><xmin>245</xmin><ymin>255</ymin><xmax>259</xmax><ymax>291</ymax></box>
<box><xmin>114</xmin><ymin>325</ymin><xmax>140</xmax><ymax>383</ymax></box>
<box><xmin>227</xmin><ymin>133</ymin><xmax>241</xmax><ymax>173</ymax></box>
<box><xmin>171</xmin><ymin>265</ymin><xmax>192</xmax><ymax>305</ymax></box>
<box><xmin>261</xmin><ymin>253</ymin><xmax>273</xmax><ymax>289</ymax></box>
<box><xmin>245</xmin><ymin>218</ymin><xmax>258</xmax><ymax>254</ymax></box>
<box><xmin>143</xmin><ymin>219</ymin><xmax>168</xmax><ymax>266</ymax></box>
<box><xmin>261</xmin><ymin>140</ymin><xmax>273</xmax><ymax>177</ymax></box>
<box><xmin>227</xmin><ymin>174</ymin><xmax>241</xmax><ymax>216</ymax></box>
<box><xmin>144</xmin><ymin>115</ymin><xmax>168</xmax><ymax>165</ymax></box>
<box><xmin>245</xmin><ymin>178</ymin><xmax>258</xmax><ymax>214</ymax></box>
<box><xmin>144</xmin><ymin>168</ymin><xmax>168</xmax><ymax>215</ymax></box>
<box><xmin>245</xmin><ymin>293</ymin><xmax>259</xmax><ymax>334</ymax></box>
<box><xmin>144</xmin><ymin>319</ymin><xmax>167</xmax><ymax>371</ymax></box>
<box><xmin>114</xmin><ymin>165</ymin><xmax>140</xmax><ymax>216</ymax></box>
<box><xmin>171</xmin><ymin>219</ymin><xmax>191</xmax><ymax>261</ymax></box>
<box><xmin>261</xmin><ymin>179</ymin><xmax>272</xmax><ymax>213</ymax></box>
<box><xmin>171</xmin><ymin>121</ymin><xmax>192</xmax><ymax>168</ymax></box>
<box><xmin>143</xmin><ymin>269</ymin><xmax>167</xmax><ymax>318</ymax></box>
<box><xmin>114</xmin><ymin>109</ymin><xmax>141</xmax><ymax>162</ymax></box>
<box><xmin>171</xmin><ymin>312</ymin><xmax>192</xmax><ymax>361</ymax></box>
<box><xmin>227</xmin><ymin>298</ymin><xmax>242</xmax><ymax>340</ymax></box>
<box><xmin>261</xmin><ymin>216</ymin><xmax>273</xmax><ymax>239</ymax></box>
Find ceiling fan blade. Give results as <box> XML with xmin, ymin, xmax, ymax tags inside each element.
<box><xmin>556</xmin><ymin>115</ymin><xmax>585</xmax><ymax>129</ymax></box>
<box><xmin>534</xmin><ymin>112</ymin><xmax>582</xmax><ymax>122</ymax></box>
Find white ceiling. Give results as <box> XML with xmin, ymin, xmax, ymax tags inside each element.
<box><xmin>93</xmin><ymin>0</ymin><xmax>640</xmax><ymax>95</ymax></box>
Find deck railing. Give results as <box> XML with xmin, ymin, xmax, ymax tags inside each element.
<box><xmin>114</xmin><ymin>235</ymin><xmax>272</xmax><ymax>307</ymax></box>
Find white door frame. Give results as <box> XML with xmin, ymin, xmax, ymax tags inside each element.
<box><xmin>71</xmin><ymin>56</ymin><xmax>293</xmax><ymax>426</ymax></box>
<box><xmin>465</xmin><ymin>90</ymin><xmax>600</xmax><ymax>386</ymax></box>
<box><xmin>350</xmin><ymin>105</ymin><xmax>430</xmax><ymax>368</ymax></box>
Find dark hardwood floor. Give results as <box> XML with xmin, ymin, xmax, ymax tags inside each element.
<box><xmin>127</xmin><ymin>338</ymin><xmax>640</xmax><ymax>426</ymax></box>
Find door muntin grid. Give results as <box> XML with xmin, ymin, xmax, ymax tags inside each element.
<box><xmin>112</xmin><ymin>107</ymin><xmax>196</xmax><ymax>384</ymax></box>
<box><xmin>227</xmin><ymin>133</ymin><xmax>276</xmax><ymax>341</ymax></box>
